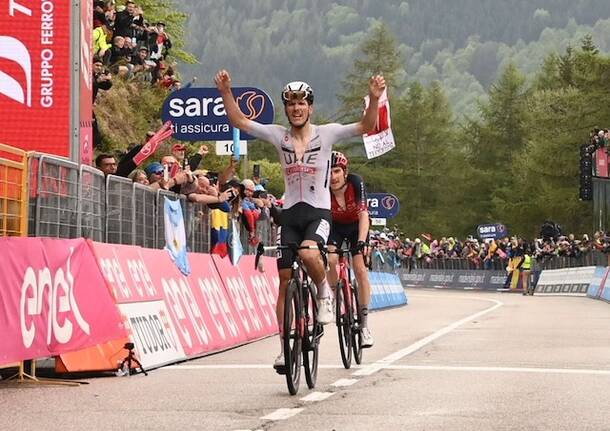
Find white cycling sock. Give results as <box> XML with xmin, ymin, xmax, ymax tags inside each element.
<box><xmin>359</xmin><ymin>306</ymin><xmax>369</xmax><ymax>328</ymax></box>
<box><xmin>316</xmin><ymin>278</ymin><xmax>331</xmax><ymax>299</ymax></box>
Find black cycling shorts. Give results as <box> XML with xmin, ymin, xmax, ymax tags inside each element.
<box><xmin>328</xmin><ymin>222</ymin><xmax>366</xmax><ymax>256</ymax></box>
<box><xmin>276</xmin><ymin>202</ymin><xmax>331</xmax><ymax>270</ymax></box>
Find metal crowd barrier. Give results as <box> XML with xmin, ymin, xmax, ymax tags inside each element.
<box><xmin>0</xmin><ymin>144</ymin><xmax>29</xmax><ymax>236</ymax></box>
<box><xmin>79</xmin><ymin>165</ymin><xmax>105</xmax><ymax>242</ymax></box>
<box><xmin>25</xmin><ymin>154</ymin><xmax>214</xmax><ymax>253</ymax></box>
<box><xmin>536</xmin><ymin>251</ymin><xmax>607</xmax><ymax>269</ymax></box>
<box><xmin>32</xmin><ymin>155</ymin><xmax>80</xmax><ymax>238</ymax></box>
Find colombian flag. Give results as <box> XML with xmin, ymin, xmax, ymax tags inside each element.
<box><xmin>210</xmin><ymin>207</ymin><xmax>230</xmax><ymax>257</ymax></box>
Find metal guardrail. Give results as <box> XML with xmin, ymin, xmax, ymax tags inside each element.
<box><xmin>0</xmin><ymin>144</ymin><xmax>29</xmax><ymax>236</ymax></box>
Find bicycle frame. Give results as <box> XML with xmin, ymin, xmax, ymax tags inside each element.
<box><xmin>254</xmin><ymin>242</ymin><xmax>326</xmax><ymax>395</ymax></box>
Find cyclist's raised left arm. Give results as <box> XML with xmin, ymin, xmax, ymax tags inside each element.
<box><xmin>355</xmin><ymin>75</ymin><xmax>386</xmax><ymax>135</ymax></box>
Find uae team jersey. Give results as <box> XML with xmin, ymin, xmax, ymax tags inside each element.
<box><xmin>248</xmin><ymin>121</ymin><xmax>360</xmax><ymax>210</ymax></box>
<box><xmin>331</xmin><ymin>173</ymin><xmax>368</xmax><ymax>224</ymax></box>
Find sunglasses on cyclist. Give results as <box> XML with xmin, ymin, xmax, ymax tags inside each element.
<box><xmin>282</xmin><ymin>90</ymin><xmax>310</xmax><ymax>102</ymax></box>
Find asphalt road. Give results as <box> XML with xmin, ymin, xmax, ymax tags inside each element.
<box><xmin>2</xmin><ymin>289</ymin><xmax>610</xmax><ymax>431</ymax></box>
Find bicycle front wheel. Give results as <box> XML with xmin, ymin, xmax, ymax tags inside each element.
<box><xmin>284</xmin><ymin>278</ymin><xmax>302</xmax><ymax>395</ymax></box>
<box><xmin>303</xmin><ymin>282</ymin><xmax>320</xmax><ymax>389</ymax></box>
<box><xmin>351</xmin><ymin>279</ymin><xmax>363</xmax><ymax>365</ymax></box>
<box><xmin>335</xmin><ymin>279</ymin><xmax>353</xmax><ymax>369</ymax></box>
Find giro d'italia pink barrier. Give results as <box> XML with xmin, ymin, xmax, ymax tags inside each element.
<box><xmin>0</xmin><ymin>237</ymin><xmax>280</xmax><ymax>372</ymax></box>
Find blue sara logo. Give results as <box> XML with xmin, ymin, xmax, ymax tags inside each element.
<box><xmin>161</xmin><ymin>87</ymin><xmax>275</xmax><ymax>141</ymax></box>
<box><xmin>477</xmin><ymin>223</ymin><xmax>508</xmax><ymax>240</ymax></box>
<box><xmin>367</xmin><ymin>193</ymin><xmax>400</xmax><ymax>219</ymax></box>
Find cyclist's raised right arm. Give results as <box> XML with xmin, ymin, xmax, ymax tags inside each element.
<box><xmin>214</xmin><ymin>69</ymin><xmax>253</xmax><ymax>132</ymax></box>
<box><xmin>214</xmin><ymin>69</ymin><xmax>283</xmax><ymax>144</ymax></box>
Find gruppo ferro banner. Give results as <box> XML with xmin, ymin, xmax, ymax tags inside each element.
<box><xmin>0</xmin><ymin>0</ymin><xmax>72</xmax><ymax>156</ymax></box>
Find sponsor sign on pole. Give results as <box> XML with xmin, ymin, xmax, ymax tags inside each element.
<box><xmin>477</xmin><ymin>223</ymin><xmax>508</xmax><ymax>240</ymax></box>
<box><xmin>0</xmin><ymin>1</ymin><xmax>72</xmax><ymax>156</ymax></box>
<box><xmin>367</xmin><ymin>193</ymin><xmax>400</xmax><ymax>219</ymax></box>
<box><xmin>363</xmin><ymin>88</ymin><xmax>395</xmax><ymax>159</ymax></box>
<box><xmin>216</xmin><ymin>140</ymin><xmax>247</xmax><ymax>155</ymax></box>
<box><xmin>161</xmin><ymin>87</ymin><xmax>274</xmax><ymax>141</ymax></box>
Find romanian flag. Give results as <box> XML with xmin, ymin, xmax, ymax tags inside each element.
<box><xmin>210</xmin><ymin>207</ymin><xmax>230</xmax><ymax>257</ymax></box>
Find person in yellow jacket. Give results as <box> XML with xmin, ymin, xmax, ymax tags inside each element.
<box><xmin>521</xmin><ymin>244</ymin><xmax>533</xmax><ymax>295</ymax></box>
<box><xmin>93</xmin><ymin>24</ymin><xmax>112</xmax><ymax>60</ymax></box>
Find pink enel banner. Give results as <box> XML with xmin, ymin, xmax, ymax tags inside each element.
<box><xmin>0</xmin><ymin>238</ymin><xmax>126</xmax><ymax>364</ymax></box>
<box><xmin>236</xmin><ymin>255</ymin><xmax>279</xmax><ymax>334</ymax></box>
<box><xmin>212</xmin><ymin>255</ymin><xmax>270</xmax><ymax>340</ymax></box>
<box><xmin>88</xmin><ymin>242</ymin><xmax>254</xmax><ymax>358</ymax></box>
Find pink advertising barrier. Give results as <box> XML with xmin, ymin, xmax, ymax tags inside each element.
<box><xmin>87</xmin><ymin>242</ymin><xmax>280</xmax><ymax>368</ymax></box>
<box><xmin>0</xmin><ymin>238</ymin><xmax>126</xmax><ymax>365</ymax></box>
<box><xmin>212</xmin><ymin>255</ymin><xmax>275</xmax><ymax>341</ymax></box>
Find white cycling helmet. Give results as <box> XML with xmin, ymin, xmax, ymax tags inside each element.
<box><xmin>281</xmin><ymin>81</ymin><xmax>314</xmax><ymax>104</ymax></box>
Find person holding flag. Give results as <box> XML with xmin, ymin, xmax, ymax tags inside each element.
<box><xmin>215</xmin><ymin>69</ymin><xmax>385</xmax><ymax>369</ymax></box>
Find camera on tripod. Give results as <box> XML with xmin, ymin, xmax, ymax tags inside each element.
<box><xmin>116</xmin><ymin>341</ymin><xmax>148</xmax><ymax>377</ymax></box>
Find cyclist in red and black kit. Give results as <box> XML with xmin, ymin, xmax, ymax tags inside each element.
<box><xmin>327</xmin><ymin>151</ymin><xmax>374</xmax><ymax>347</ymax></box>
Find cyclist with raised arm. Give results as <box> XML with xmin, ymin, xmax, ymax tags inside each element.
<box><xmin>327</xmin><ymin>151</ymin><xmax>374</xmax><ymax>347</ymax></box>
<box><xmin>214</xmin><ymin>69</ymin><xmax>386</xmax><ymax>368</ymax></box>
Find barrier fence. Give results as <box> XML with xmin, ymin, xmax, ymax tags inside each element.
<box><xmin>23</xmin><ymin>152</ymin><xmax>277</xmax><ymax>254</ymax></box>
<box><xmin>395</xmin><ymin>251</ymin><xmax>608</xmax><ymax>272</ymax></box>
<box><xmin>0</xmin><ymin>144</ymin><xmax>29</xmax><ymax>237</ymax></box>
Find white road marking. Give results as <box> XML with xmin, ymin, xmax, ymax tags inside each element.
<box><xmin>164</xmin><ymin>364</ymin><xmax>358</xmax><ymax>370</ymax></box>
<box><xmin>331</xmin><ymin>378</ymin><xmax>359</xmax><ymax>387</ymax></box>
<box><xmin>384</xmin><ymin>365</ymin><xmax>610</xmax><ymax>375</ymax></box>
<box><xmin>300</xmin><ymin>391</ymin><xmax>335</xmax><ymax>402</ymax></box>
<box><xmin>261</xmin><ymin>408</ymin><xmax>304</xmax><ymax>421</ymax></box>
<box><xmin>353</xmin><ymin>298</ymin><xmax>503</xmax><ymax>376</ymax></box>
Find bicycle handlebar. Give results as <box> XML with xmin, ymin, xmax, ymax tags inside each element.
<box><xmin>254</xmin><ymin>242</ymin><xmax>328</xmax><ymax>270</ymax></box>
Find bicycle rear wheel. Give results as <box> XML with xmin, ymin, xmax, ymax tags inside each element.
<box><xmin>303</xmin><ymin>282</ymin><xmax>320</xmax><ymax>389</ymax></box>
<box><xmin>284</xmin><ymin>279</ymin><xmax>302</xmax><ymax>395</ymax></box>
<box><xmin>351</xmin><ymin>280</ymin><xmax>363</xmax><ymax>365</ymax></box>
<box><xmin>335</xmin><ymin>280</ymin><xmax>353</xmax><ymax>369</ymax></box>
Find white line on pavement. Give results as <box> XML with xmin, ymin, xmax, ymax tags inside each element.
<box><xmin>331</xmin><ymin>378</ymin><xmax>359</xmax><ymax>387</ymax></box>
<box><xmin>384</xmin><ymin>365</ymin><xmax>610</xmax><ymax>375</ymax></box>
<box><xmin>353</xmin><ymin>298</ymin><xmax>503</xmax><ymax>376</ymax></box>
<box><xmin>260</xmin><ymin>408</ymin><xmax>304</xmax><ymax>421</ymax></box>
<box><xmin>300</xmin><ymin>392</ymin><xmax>335</xmax><ymax>402</ymax></box>
<box><xmin>164</xmin><ymin>364</ymin><xmax>359</xmax><ymax>370</ymax></box>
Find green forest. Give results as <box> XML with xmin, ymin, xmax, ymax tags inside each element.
<box><xmin>98</xmin><ymin>0</ymin><xmax>610</xmax><ymax>239</ymax></box>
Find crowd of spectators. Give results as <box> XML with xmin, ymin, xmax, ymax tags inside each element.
<box><xmin>94</xmin><ymin>133</ymin><xmax>280</xmax><ymax>252</ymax></box>
<box><xmin>368</xmin><ymin>221</ymin><xmax>610</xmax><ymax>272</ymax></box>
<box><xmin>93</xmin><ymin>1</ymin><xmax>178</xmax><ymax>87</ymax></box>
<box><xmin>92</xmin><ymin>1</ymin><xmax>186</xmax><ymax>150</ymax></box>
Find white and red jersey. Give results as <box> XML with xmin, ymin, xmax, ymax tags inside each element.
<box><xmin>248</xmin><ymin>122</ymin><xmax>359</xmax><ymax>210</ymax></box>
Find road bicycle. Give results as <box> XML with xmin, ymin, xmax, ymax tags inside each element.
<box><xmin>255</xmin><ymin>242</ymin><xmax>326</xmax><ymax>395</ymax></box>
<box><xmin>328</xmin><ymin>246</ymin><xmax>363</xmax><ymax>369</ymax></box>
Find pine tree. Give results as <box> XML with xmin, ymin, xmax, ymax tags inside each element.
<box><xmin>336</xmin><ymin>21</ymin><xmax>405</xmax><ymax>121</ymax></box>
